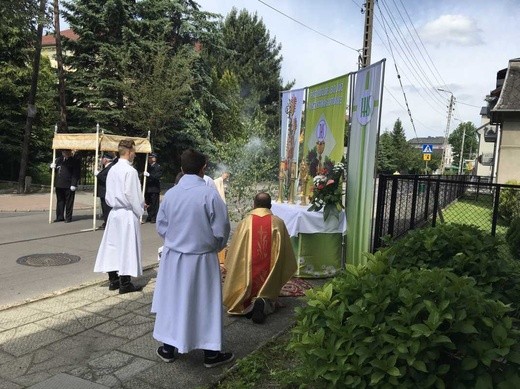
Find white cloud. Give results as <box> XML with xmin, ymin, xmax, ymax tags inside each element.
<box><xmin>421</xmin><ymin>14</ymin><xmax>483</xmax><ymax>46</ymax></box>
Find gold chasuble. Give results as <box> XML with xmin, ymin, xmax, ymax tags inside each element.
<box><xmin>223</xmin><ymin>208</ymin><xmax>297</xmax><ymax>315</ymax></box>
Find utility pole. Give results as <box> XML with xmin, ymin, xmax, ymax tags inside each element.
<box><xmin>437</xmin><ymin>89</ymin><xmax>455</xmax><ymax>175</ymax></box>
<box><xmin>360</xmin><ymin>0</ymin><xmax>374</xmax><ymax>68</ymax></box>
<box><xmin>458</xmin><ymin>125</ymin><xmax>466</xmax><ymax>175</ymax></box>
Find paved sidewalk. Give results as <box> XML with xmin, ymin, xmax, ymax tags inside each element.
<box><xmin>0</xmin><ymin>268</ymin><xmax>308</xmax><ymax>389</ymax></box>
<box><xmin>0</xmin><ymin>192</ymin><xmax>313</xmax><ymax>388</ymax></box>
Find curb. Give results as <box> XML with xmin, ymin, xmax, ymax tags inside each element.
<box><xmin>0</xmin><ymin>262</ymin><xmax>159</xmax><ymax>312</ymax></box>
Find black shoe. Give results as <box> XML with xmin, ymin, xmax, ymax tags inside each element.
<box><xmin>108</xmin><ymin>280</ymin><xmax>120</xmax><ymax>290</ymax></box>
<box><xmin>99</xmin><ymin>223</ymin><xmax>106</xmax><ymax>230</ymax></box>
<box><xmin>156</xmin><ymin>346</ymin><xmax>176</xmax><ymax>363</ymax></box>
<box><xmin>251</xmin><ymin>298</ymin><xmax>267</xmax><ymax>324</ymax></box>
<box><xmin>53</xmin><ymin>218</ymin><xmax>64</xmax><ymax>222</ymax></box>
<box><xmin>150</xmin><ymin>219</ymin><xmax>156</xmax><ymax>224</ymax></box>
<box><xmin>64</xmin><ymin>219</ymin><xmax>71</xmax><ymax>223</ymax></box>
<box><xmin>119</xmin><ymin>282</ymin><xmax>143</xmax><ymax>294</ymax></box>
<box><xmin>204</xmin><ymin>352</ymin><xmax>235</xmax><ymax>368</ymax></box>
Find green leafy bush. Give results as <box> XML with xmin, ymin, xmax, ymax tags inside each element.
<box><xmin>382</xmin><ymin>224</ymin><xmax>520</xmax><ymax>316</ymax></box>
<box><xmin>290</xmin><ymin>263</ymin><xmax>520</xmax><ymax>388</ymax></box>
<box><xmin>498</xmin><ymin>180</ymin><xmax>520</xmax><ymax>224</ymax></box>
<box><xmin>506</xmin><ymin>217</ymin><xmax>520</xmax><ymax>261</ymax></box>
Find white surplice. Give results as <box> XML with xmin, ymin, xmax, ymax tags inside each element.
<box><xmin>151</xmin><ymin>174</ymin><xmax>230</xmax><ymax>353</ymax></box>
<box><xmin>94</xmin><ymin>158</ymin><xmax>144</xmax><ymax>277</ymax></box>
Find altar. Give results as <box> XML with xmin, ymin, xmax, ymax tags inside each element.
<box><xmin>271</xmin><ymin>202</ymin><xmax>346</xmax><ymax>278</ymax></box>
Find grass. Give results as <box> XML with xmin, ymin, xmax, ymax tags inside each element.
<box><xmin>441</xmin><ymin>194</ymin><xmax>509</xmax><ymax>236</ymax></box>
<box><xmin>209</xmin><ymin>329</ymin><xmax>302</xmax><ymax>389</ymax></box>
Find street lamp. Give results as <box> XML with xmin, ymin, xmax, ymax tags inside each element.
<box><xmin>437</xmin><ymin>89</ymin><xmax>455</xmax><ymax>175</ymax></box>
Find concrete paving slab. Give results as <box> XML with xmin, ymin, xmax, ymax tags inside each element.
<box><xmin>94</xmin><ymin>313</ymin><xmax>154</xmax><ymax>340</ymax></box>
<box><xmin>27</xmin><ymin>372</ymin><xmax>109</xmax><ymax>389</ymax></box>
<box><xmin>0</xmin><ymin>323</ymin><xmax>66</xmax><ymax>357</ymax></box>
<box><xmin>0</xmin><ymin>307</ymin><xmax>54</xmax><ymax>331</ymax></box>
<box><xmin>0</xmin><ymin>379</ymin><xmax>23</xmax><ymax>389</ymax></box>
<box><xmin>68</xmin><ymin>350</ymin><xmax>155</xmax><ymax>387</ymax></box>
<box><xmin>34</xmin><ymin>309</ymin><xmax>110</xmax><ymax>335</ymax></box>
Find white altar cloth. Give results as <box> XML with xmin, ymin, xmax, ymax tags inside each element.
<box><xmin>271</xmin><ymin>202</ymin><xmax>346</xmax><ymax>237</ymax></box>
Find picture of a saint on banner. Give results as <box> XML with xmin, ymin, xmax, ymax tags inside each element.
<box><xmin>304</xmin><ymin>75</ymin><xmax>348</xmax><ymax>178</ymax></box>
<box><xmin>279</xmin><ymin>88</ymin><xmax>304</xmax><ymax>202</ymax></box>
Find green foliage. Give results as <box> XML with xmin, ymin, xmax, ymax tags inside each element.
<box><xmin>382</xmin><ymin>223</ymin><xmax>520</xmax><ymax>317</ymax></box>
<box><xmin>506</xmin><ymin>217</ymin><xmax>520</xmax><ymax>261</ymax></box>
<box><xmin>290</xmin><ymin>263</ymin><xmax>520</xmax><ymax>388</ymax></box>
<box><xmin>377</xmin><ymin>119</ymin><xmax>432</xmax><ymax>174</ymax></box>
<box><xmin>212</xmin><ymin>115</ymin><xmax>277</xmax><ymax>222</ymax></box>
<box><xmin>448</xmin><ymin>122</ymin><xmax>478</xmax><ymax>170</ymax></box>
<box><xmin>498</xmin><ymin>180</ymin><xmax>520</xmax><ymax>224</ymax></box>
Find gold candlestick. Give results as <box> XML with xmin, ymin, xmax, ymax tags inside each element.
<box><xmin>288</xmin><ymin>162</ymin><xmax>297</xmax><ymax>204</ymax></box>
<box><xmin>277</xmin><ymin>161</ymin><xmax>286</xmax><ymax>203</ymax></box>
<box><xmin>299</xmin><ymin>160</ymin><xmax>309</xmax><ymax>205</ymax></box>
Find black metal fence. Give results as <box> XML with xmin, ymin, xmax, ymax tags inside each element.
<box><xmin>372</xmin><ymin>174</ymin><xmax>520</xmax><ymax>251</ymax></box>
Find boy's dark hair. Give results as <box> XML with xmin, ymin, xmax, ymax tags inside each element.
<box><xmin>254</xmin><ymin>192</ymin><xmax>271</xmax><ymax>209</ymax></box>
<box><xmin>181</xmin><ymin>148</ymin><xmax>206</xmax><ymax>174</ymax></box>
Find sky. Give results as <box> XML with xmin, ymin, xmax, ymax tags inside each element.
<box><xmin>196</xmin><ymin>0</ymin><xmax>520</xmax><ymax>140</ymax></box>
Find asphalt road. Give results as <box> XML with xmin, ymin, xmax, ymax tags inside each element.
<box><xmin>0</xmin><ymin>209</ymin><xmax>163</xmax><ymax>308</ymax></box>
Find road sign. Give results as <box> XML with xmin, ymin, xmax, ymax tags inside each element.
<box><xmin>422</xmin><ymin>144</ymin><xmax>433</xmax><ymax>153</ymax></box>
<box><xmin>423</xmin><ymin>153</ymin><xmax>432</xmax><ymax>161</ymax></box>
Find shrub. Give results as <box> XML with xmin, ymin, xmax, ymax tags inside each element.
<box><xmin>498</xmin><ymin>180</ymin><xmax>520</xmax><ymax>224</ymax></box>
<box><xmin>506</xmin><ymin>217</ymin><xmax>520</xmax><ymax>260</ymax></box>
<box><xmin>382</xmin><ymin>224</ymin><xmax>520</xmax><ymax>316</ymax></box>
<box><xmin>290</xmin><ymin>263</ymin><xmax>520</xmax><ymax>388</ymax></box>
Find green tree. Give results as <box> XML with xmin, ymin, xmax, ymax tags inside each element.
<box><xmin>448</xmin><ymin>121</ymin><xmax>478</xmax><ymax>171</ymax></box>
<box><xmin>377</xmin><ymin>130</ymin><xmax>395</xmax><ymax>173</ymax></box>
<box><xmin>0</xmin><ymin>1</ymin><xmax>58</xmax><ymax>182</ymax></box>
<box><xmin>204</xmin><ymin>8</ymin><xmax>289</xmax><ymax>139</ymax></box>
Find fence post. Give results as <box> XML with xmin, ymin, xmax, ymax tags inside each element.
<box><xmin>410</xmin><ymin>175</ymin><xmax>418</xmax><ymax>230</ymax></box>
<box><xmin>387</xmin><ymin>176</ymin><xmax>399</xmax><ymax>239</ymax></box>
<box><xmin>424</xmin><ymin>178</ymin><xmax>431</xmax><ymax>221</ymax></box>
<box><xmin>491</xmin><ymin>186</ymin><xmax>500</xmax><ymax>236</ymax></box>
<box><xmin>372</xmin><ymin>175</ymin><xmax>388</xmax><ymax>251</ymax></box>
<box><xmin>431</xmin><ymin>179</ymin><xmax>441</xmax><ymax>227</ymax></box>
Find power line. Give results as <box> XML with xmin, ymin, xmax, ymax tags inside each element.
<box><xmin>374</xmin><ymin>7</ymin><xmax>447</xmax><ymax>116</ymax></box>
<box><xmin>257</xmin><ymin>0</ymin><xmax>360</xmax><ymax>53</ymax></box>
<box><xmin>397</xmin><ymin>0</ymin><xmax>449</xmax><ymax>90</ymax></box>
<box><xmin>377</xmin><ymin>5</ymin><xmax>418</xmax><ymax>139</ymax></box>
<box><xmin>378</xmin><ymin>0</ymin><xmax>447</xmax><ymax>107</ymax></box>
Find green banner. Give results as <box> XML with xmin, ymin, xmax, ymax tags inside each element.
<box><xmin>346</xmin><ymin>60</ymin><xmax>385</xmax><ymax>266</ymax></box>
<box><xmin>304</xmin><ymin>75</ymin><xmax>349</xmax><ymax>177</ymax></box>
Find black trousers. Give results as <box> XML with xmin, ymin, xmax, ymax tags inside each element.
<box><xmin>55</xmin><ymin>187</ymin><xmax>75</xmax><ymax>221</ymax></box>
<box><xmin>100</xmin><ymin>197</ymin><xmax>112</xmax><ymax>223</ymax></box>
<box><xmin>145</xmin><ymin>192</ymin><xmax>160</xmax><ymax>221</ymax></box>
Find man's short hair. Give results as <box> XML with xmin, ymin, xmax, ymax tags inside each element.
<box><xmin>118</xmin><ymin>139</ymin><xmax>135</xmax><ymax>155</ymax></box>
<box><xmin>181</xmin><ymin>148</ymin><xmax>206</xmax><ymax>174</ymax></box>
<box><xmin>254</xmin><ymin>192</ymin><xmax>271</xmax><ymax>209</ymax></box>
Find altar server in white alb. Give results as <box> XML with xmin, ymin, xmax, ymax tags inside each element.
<box><xmin>94</xmin><ymin>139</ymin><xmax>145</xmax><ymax>294</ymax></box>
<box><xmin>152</xmin><ymin>148</ymin><xmax>234</xmax><ymax>368</ymax></box>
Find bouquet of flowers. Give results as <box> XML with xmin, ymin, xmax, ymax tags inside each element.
<box><xmin>307</xmin><ymin>161</ymin><xmax>345</xmax><ymax>222</ymax></box>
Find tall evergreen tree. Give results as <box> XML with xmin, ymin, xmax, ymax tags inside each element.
<box><xmin>0</xmin><ymin>1</ymin><xmax>57</xmax><ymax>182</ymax></box>
<box><xmin>204</xmin><ymin>8</ymin><xmax>288</xmax><ymax>139</ymax></box>
<box><xmin>63</xmin><ymin>0</ymin><xmax>137</xmax><ymax>132</ymax></box>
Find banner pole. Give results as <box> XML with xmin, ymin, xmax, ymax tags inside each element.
<box><xmin>140</xmin><ymin>130</ymin><xmax>151</xmax><ymax>224</ymax></box>
<box><xmin>92</xmin><ymin>123</ymin><xmax>100</xmax><ymax>231</ymax></box>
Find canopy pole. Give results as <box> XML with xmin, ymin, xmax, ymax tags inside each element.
<box><xmin>92</xmin><ymin>123</ymin><xmax>100</xmax><ymax>231</ymax></box>
<box><xmin>140</xmin><ymin>130</ymin><xmax>151</xmax><ymax>223</ymax></box>
<box><xmin>48</xmin><ymin>125</ymin><xmax>58</xmax><ymax>223</ymax></box>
